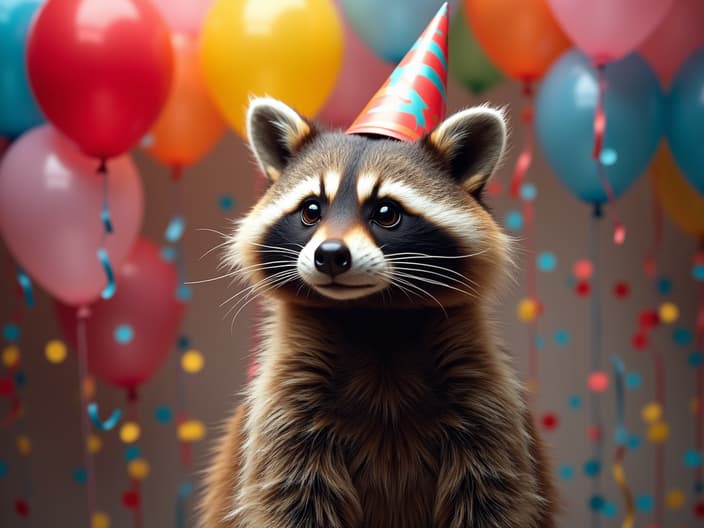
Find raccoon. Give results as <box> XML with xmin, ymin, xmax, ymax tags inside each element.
<box><xmin>199</xmin><ymin>97</ymin><xmax>558</xmax><ymax>528</ymax></box>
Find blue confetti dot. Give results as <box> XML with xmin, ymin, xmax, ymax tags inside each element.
<box><xmin>684</xmin><ymin>449</ymin><xmax>703</xmax><ymax>468</ymax></box>
<box><xmin>689</xmin><ymin>352</ymin><xmax>704</xmax><ymax>367</ymax></box>
<box><xmin>601</xmin><ymin>501</ymin><xmax>617</xmax><ymax>518</ymax></box>
<box><xmin>2</xmin><ymin>323</ymin><xmax>20</xmax><ymax>343</ymax></box>
<box><xmin>165</xmin><ymin>215</ymin><xmax>186</xmax><ymax>243</ymax></box>
<box><xmin>657</xmin><ymin>276</ymin><xmax>672</xmax><ymax>295</ymax></box>
<box><xmin>114</xmin><ymin>324</ymin><xmax>134</xmax><ymax>345</ymax></box>
<box><xmin>520</xmin><ymin>182</ymin><xmax>537</xmax><ymax>201</ymax></box>
<box><xmin>673</xmin><ymin>327</ymin><xmax>693</xmax><ymax>346</ymax></box>
<box><xmin>558</xmin><ymin>465</ymin><xmax>574</xmax><ymax>480</ymax></box>
<box><xmin>14</xmin><ymin>370</ymin><xmax>26</xmax><ymax>387</ymax></box>
<box><xmin>588</xmin><ymin>494</ymin><xmax>605</xmax><ymax>511</ymax></box>
<box><xmin>218</xmin><ymin>194</ymin><xmax>235</xmax><ymax>211</ymax></box>
<box><xmin>176</xmin><ymin>284</ymin><xmax>192</xmax><ymax>302</ymax></box>
<box><xmin>625</xmin><ymin>371</ymin><xmax>642</xmax><ymax>390</ymax></box>
<box><xmin>600</xmin><ymin>148</ymin><xmax>618</xmax><ymax>166</ymax></box>
<box><xmin>155</xmin><ymin>405</ymin><xmax>173</xmax><ymax>424</ymax></box>
<box><xmin>695</xmin><ymin>481</ymin><xmax>704</xmax><ymax>494</ymax></box>
<box><xmin>635</xmin><ymin>494</ymin><xmax>654</xmax><ymax>513</ymax></box>
<box><xmin>0</xmin><ymin>460</ymin><xmax>8</xmax><ymax>478</ymax></box>
<box><xmin>178</xmin><ymin>335</ymin><xmax>190</xmax><ymax>350</ymax></box>
<box><xmin>179</xmin><ymin>481</ymin><xmax>193</xmax><ymax>497</ymax></box>
<box><xmin>72</xmin><ymin>467</ymin><xmax>87</xmax><ymax>485</ymax></box>
<box><xmin>505</xmin><ymin>210</ymin><xmax>523</xmax><ymax>231</ymax></box>
<box><xmin>535</xmin><ymin>335</ymin><xmax>545</xmax><ymax>350</ymax></box>
<box><xmin>161</xmin><ymin>246</ymin><xmax>177</xmax><ymax>262</ymax></box>
<box><xmin>584</xmin><ymin>459</ymin><xmax>601</xmax><ymax>478</ymax></box>
<box><xmin>568</xmin><ymin>394</ymin><xmax>582</xmax><ymax>410</ymax></box>
<box><xmin>693</xmin><ymin>263</ymin><xmax>704</xmax><ymax>281</ymax></box>
<box><xmin>554</xmin><ymin>329</ymin><xmax>571</xmax><ymax>346</ymax></box>
<box><xmin>614</xmin><ymin>426</ymin><xmax>628</xmax><ymax>445</ymax></box>
<box><xmin>537</xmin><ymin>252</ymin><xmax>557</xmax><ymax>272</ymax></box>
<box><xmin>124</xmin><ymin>445</ymin><xmax>141</xmax><ymax>462</ymax></box>
<box><xmin>627</xmin><ymin>434</ymin><xmax>642</xmax><ymax>451</ymax></box>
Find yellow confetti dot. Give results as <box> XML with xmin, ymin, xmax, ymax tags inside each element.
<box><xmin>120</xmin><ymin>422</ymin><xmax>141</xmax><ymax>444</ymax></box>
<box><xmin>45</xmin><ymin>339</ymin><xmax>67</xmax><ymax>363</ymax></box>
<box><xmin>647</xmin><ymin>421</ymin><xmax>670</xmax><ymax>444</ymax></box>
<box><xmin>2</xmin><ymin>345</ymin><xmax>20</xmax><ymax>368</ymax></box>
<box><xmin>87</xmin><ymin>434</ymin><xmax>102</xmax><ymax>454</ymax></box>
<box><xmin>517</xmin><ymin>298</ymin><xmax>539</xmax><ymax>322</ymax></box>
<box><xmin>83</xmin><ymin>376</ymin><xmax>96</xmax><ymax>400</ymax></box>
<box><xmin>666</xmin><ymin>489</ymin><xmax>686</xmax><ymax>510</ymax></box>
<box><xmin>178</xmin><ymin>420</ymin><xmax>206</xmax><ymax>443</ymax></box>
<box><xmin>526</xmin><ymin>380</ymin><xmax>538</xmax><ymax>394</ymax></box>
<box><xmin>92</xmin><ymin>511</ymin><xmax>110</xmax><ymax>528</ymax></box>
<box><xmin>641</xmin><ymin>402</ymin><xmax>662</xmax><ymax>424</ymax></box>
<box><xmin>659</xmin><ymin>302</ymin><xmax>679</xmax><ymax>324</ymax></box>
<box><xmin>181</xmin><ymin>349</ymin><xmax>204</xmax><ymax>374</ymax></box>
<box><xmin>16</xmin><ymin>435</ymin><xmax>31</xmax><ymax>456</ymax></box>
<box><xmin>127</xmin><ymin>458</ymin><xmax>150</xmax><ymax>480</ymax></box>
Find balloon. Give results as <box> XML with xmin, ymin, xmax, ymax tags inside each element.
<box><xmin>150</xmin><ymin>0</ymin><xmax>212</xmax><ymax>35</ymax></box>
<box><xmin>144</xmin><ymin>33</ymin><xmax>225</xmax><ymax>168</ymax></box>
<box><xmin>341</xmin><ymin>0</ymin><xmax>453</xmax><ymax>64</ymax></box>
<box><xmin>535</xmin><ymin>50</ymin><xmax>663</xmax><ymax>204</ymax></box>
<box><xmin>55</xmin><ymin>238</ymin><xmax>185</xmax><ymax>388</ymax></box>
<box><xmin>0</xmin><ymin>125</ymin><xmax>143</xmax><ymax>306</ymax></box>
<box><xmin>464</xmin><ymin>0</ymin><xmax>570</xmax><ymax>80</ymax></box>
<box><xmin>639</xmin><ymin>0</ymin><xmax>704</xmax><ymax>87</ymax></box>
<box><xmin>0</xmin><ymin>0</ymin><xmax>45</xmax><ymax>138</ymax></box>
<box><xmin>317</xmin><ymin>1</ymin><xmax>392</xmax><ymax>129</ymax></box>
<box><xmin>200</xmin><ymin>0</ymin><xmax>343</xmax><ymax>138</ymax></box>
<box><xmin>448</xmin><ymin>6</ymin><xmax>503</xmax><ymax>94</ymax></box>
<box><xmin>650</xmin><ymin>144</ymin><xmax>704</xmax><ymax>238</ymax></box>
<box><xmin>547</xmin><ymin>0</ymin><xmax>674</xmax><ymax>64</ymax></box>
<box><xmin>667</xmin><ymin>49</ymin><xmax>704</xmax><ymax>196</ymax></box>
<box><xmin>26</xmin><ymin>0</ymin><xmax>173</xmax><ymax>158</ymax></box>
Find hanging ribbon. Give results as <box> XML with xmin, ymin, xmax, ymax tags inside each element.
<box><xmin>695</xmin><ymin>250</ymin><xmax>704</xmax><ymax>496</ymax></box>
<box><xmin>15</xmin><ymin>267</ymin><xmax>33</xmax><ymax>309</ymax></box>
<box><xmin>87</xmin><ymin>402</ymin><xmax>122</xmax><ymax>431</ymax></box>
<box><xmin>590</xmin><ymin>204</ymin><xmax>604</xmax><ymax>528</ymax></box>
<box><xmin>611</xmin><ymin>356</ymin><xmax>635</xmax><ymax>528</ymax></box>
<box><xmin>510</xmin><ymin>80</ymin><xmax>534</xmax><ymax>199</ymax></box>
<box><xmin>126</xmin><ymin>389</ymin><xmax>144</xmax><ymax>528</ymax></box>
<box><xmin>96</xmin><ymin>160</ymin><xmax>116</xmax><ymax>300</ymax></box>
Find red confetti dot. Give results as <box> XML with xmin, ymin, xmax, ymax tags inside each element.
<box><xmin>643</xmin><ymin>256</ymin><xmax>657</xmax><ymax>277</ymax></box>
<box><xmin>695</xmin><ymin>501</ymin><xmax>704</xmax><ymax>518</ymax></box>
<box><xmin>575</xmin><ymin>281</ymin><xmax>591</xmax><ymax>297</ymax></box>
<box><xmin>638</xmin><ymin>309</ymin><xmax>659</xmax><ymax>329</ymax></box>
<box><xmin>541</xmin><ymin>413</ymin><xmax>559</xmax><ymax>431</ymax></box>
<box><xmin>573</xmin><ymin>259</ymin><xmax>593</xmax><ymax>280</ymax></box>
<box><xmin>122</xmin><ymin>490</ymin><xmax>141</xmax><ymax>510</ymax></box>
<box><xmin>632</xmin><ymin>332</ymin><xmax>648</xmax><ymax>351</ymax></box>
<box><xmin>588</xmin><ymin>425</ymin><xmax>602</xmax><ymax>442</ymax></box>
<box><xmin>613</xmin><ymin>281</ymin><xmax>630</xmax><ymax>299</ymax></box>
<box><xmin>14</xmin><ymin>498</ymin><xmax>29</xmax><ymax>517</ymax></box>
<box><xmin>0</xmin><ymin>377</ymin><xmax>14</xmax><ymax>396</ymax></box>
<box><xmin>588</xmin><ymin>371</ymin><xmax>609</xmax><ymax>392</ymax></box>
<box><xmin>485</xmin><ymin>180</ymin><xmax>503</xmax><ymax>198</ymax></box>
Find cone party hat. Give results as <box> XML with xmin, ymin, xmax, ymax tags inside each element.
<box><xmin>346</xmin><ymin>3</ymin><xmax>449</xmax><ymax>141</ymax></box>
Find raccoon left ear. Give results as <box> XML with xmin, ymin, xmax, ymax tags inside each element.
<box><xmin>246</xmin><ymin>97</ymin><xmax>317</xmax><ymax>182</ymax></box>
<box><xmin>424</xmin><ymin>106</ymin><xmax>507</xmax><ymax>195</ymax></box>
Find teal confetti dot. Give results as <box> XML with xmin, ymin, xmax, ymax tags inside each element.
<box><xmin>178</xmin><ymin>335</ymin><xmax>190</xmax><ymax>350</ymax></box>
<box><xmin>684</xmin><ymin>449</ymin><xmax>702</xmax><ymax>468</ymax></box>
<box><xmin>568</xmin><ymin>394</ymin><xmax>582</xmax><ymax>410</ymax></box>
<box><xmin>695</xmin><ymin>481</ymin><xmax>704</xmax><ymax>493</ymax></box>
<box><xmin>14</xmin><ymin>370</ymin><xmax>26</xmax><ymax>387</ymax></box>
<box><xmin>72</xmin><ymin>467</ymin><xmax>87</xmax><ymax>485</ymax></box>
<box><xmin>520</xmin><ymin>182</ymin><xmax>537</xmax><ymax>201</ymax></box>
<box><xmin>588</xmin><ymin>495</ymin><xmax>605</xmax><ymax>511</ymax></box>
<box><xmin>558</xmin><ymin>465</ymin><xmax>574</xmax><ymax>480</ymax></box>
<box><xmin>635</xmin><ymin>494</ymin><xmax>654</xmax><ymax>512</ymax></box>
<box><xmin>155</xmin><ymin>405</ymin><xmax>173</xmax><ymax>424</ymax></box>
<box><xmin>554</xmin><ymin>329</ymin><xmax>571</xmax><ymax>346</ymax></box>
<box><xmin>218</xmin><ymin>194</ymin><xmax>235</xmax><ymax>211</ymax></box>
<box><xmin>614</xmin><ymin>426</ymin><xmax>628</xmax><ymax>445</ymax></box>
<box><xmin>124</xmin><ymin>445</ymin><xmax>141</xmax><ymax>462</ymax></box>
<box><xmin>165</xmin><ymin>215</ymin><xmax>186</xmax><ymax>243</ymax></box>
<box><xmin>0</xmin><ymin>460</ymin><xmax>8</xmax><ymax>478</ymax></box>
<box><xmin>2</xmin><ymin>323</ymin><xmax>20</xmax><ymax>343</ymax></box>
<box><xmin>673</xmin><ymin>327</ymin><xmax>693</xmax><ymax>346</ymax></box>
<box><xmin>656</xmin><ymin>276</ymin><xmax>672</xmax><ymax>295</ymax></box>
<box><xmin>535</xmin><ymin>335</ymin><xmax>545</xmax><ymax>350</ymax></box>
<box><xmin>537</xmin><ymin>252</ymin><xmax>557</xmax><ymax>272</ymax></box>
<box><xmin>599</xmin><ymin>148</ymin><xmax>618</xmax><ymax>166</ymax></box>
<box><xmin>689</xmin><ymin>352</ymin><xmax>704</xmax><ymax>367</ymax></box>
<box><xmin>627</xmin><ymin>434</ymin><xmax>642</xmax><ymax>450</ymax></box>
<box><xmin>625</xmin><ymin>371</ymin><xmax>642</xmax><ymax>390</ymax></box>
<box><xmin>693</xmin><ymin>263</ymin><xmax>704</xmax><ymax>281</ymax></box>
<box><xmin>179</xmin><ymin>481</ymin><xmax>193</xmax><ymax>497</ymax></box>
<box><xmin>114</xmin><ymin>324</ymin><xmax>134</xmax><ymax>344</ymax></box>
<box><xmin>584</xmin><ymin>459</ymin><xmax>600</xmax><ymax>477</ymax></box>
<box><xmin>601</xmin><ymin>501</ymin><xmax>617</xmax><ymax>518</ymax></box>
<box><xmin>161</xmin><ymin>246</ymin><xmax>177</xmax><ymax>262</ymax></box>
<box><xmin>176</xmin><ymin>284</ymin><xmax>192</xmax><ymax>302</ymax></box>
<box><xmin>505</xmin><ymin>210</ymin><xmax>523</xmax><ymax>231</ymax></box>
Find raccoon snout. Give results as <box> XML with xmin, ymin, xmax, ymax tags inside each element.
<box><xmin>314</xmin><ymin>239</ymin><xmax>351</xmax><ymax>278</ymax></box>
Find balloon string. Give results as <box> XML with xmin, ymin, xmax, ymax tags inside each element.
<box><xmin>696</xmin><ymin>262</ymin><xmax>704</xmax><ymax>491</ymax></box>
<box><xmin>127</xmin><ymin>389</ymin><xmax>144</xmax><ymax>528</ymax></box>
<box><xmin>653</xmin><ymin>345</ymin><xmax>665</xmax><ymax>527</ymax></box>
<box><xmin>591</xmin><ymin>204</ymin><xmax>603</xmax><ymax>528</ymax></box>
<box><xmin>592</xmin><ymin>65</ymin><xmax>625</xmax><ymax>246</ymax></box>
<box><xmin>510</xmin><ymin>80</ymin><xmax>534</xmax><ymax>199</ymax></box>
<box><xmin>77</xmin><ymin>306</ymin><xmax>97</xmax><ymax>525</ymax></box>
<box><xmin>611</xmin><ymin>356</ymin><xmax>634</xmax><ymax>528</ymax></box>
<box><xmin>15</xmin><ymin>267</ymin><xmax>33</xmax><ymax>309</ymax></box>
<box><xmin>97</xmin><ymin>160</ymin><xmax>116</xmax><ymax>300</ymax></box>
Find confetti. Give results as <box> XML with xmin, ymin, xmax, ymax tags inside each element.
<box><xmin>176</xmin><ymin>284</ymin><xmax>192</xmax><ymax>302</ymax></box>
<box><xmin>165</xmin><ymin>215</ymin><xmax>186</xmax><ymax>243</ymax></box>
<box><xmin>127</xmin><ymin>458</ymin><xmax>150</xmax><ymax>480</ymax></box>
<box><xmin>16</xmin><ymin>435</ymin><xmax>31</xmax><ymax>456</ymax></box>
<box><xmin>588</xmin><ymin>494</ymin><xmax>605</xmax><ymax>511</ymax></box>
<box><xmin>87</xmin><ymin>403</ymin><xmax>122</xmax><ymax>431</ymax></box>
<box><xmin>612</xmin><ymin>281</ymin><xmax>630</xmax><ymax>299</ymax></box>
<box><xmin>666</xmin><ymin>489</ymin><xmax>685</xmax><ymax>510</ymax></box>
<box><xmin>599</xmin><ymin>148</ymin><xmax>618</xmax><ymax>166</ymax></box>
<box><xmin>638</xmin><ymin>309</ymin><xmax>659</xmax><ymax>329</ymax></box>
<box><xmin>541</xmin><ymin>413</ymin><xmax>559</xmax><ymax>431</ymax></box>
<box><xmin>695</xmin><ymin>501</ymin><xmax>704</xmax><ymax>518</ymax></box>
<box><xmin>124</xmin><ymin>445</ymin><xmax>141</xmax><ymax>462</ymax></box>
<box><xmin>553</xmin><ymin>329</ymin><xmax>571</xmax><ymax>346</ymax></box>
<box><xmin>689</xmin><ymin>352</ymin><xmax>704</xmax><ymax>367</ymax></box>
<box><xmin>567</xmin><ymin>394</ymin><xmax>583</xmax><ymax>410</ymax></box>
<box><xmin>87</xmin><ymin>434</ymin><xmax>102</xmax><ymax>455</ymax></box>
<box><xmin>625</xmin><ymin>372</ymin><xmax>642</xmax><ymax>390</ymax></box>
<box><xmin>573</xmin><ymin>259</ymin><xmax>593</xmax><ymax>280</ymax></box>
<box><xmin>45</xmin><ymin>340</ymin><xmax>67</xmax><ymax>364</ymax></box>
<box><xmin>631</xmin><ymin>332</ymin><xmax>648</xmax><ymax>351</ymax></box>
<box><xmin>178</xmin><ymin>420</ymin><xmax>206</xmax><ymax>443</ymax></box>
<box><xmin>14</xmin><ymin>498</ymin><xmax>29</xmax><ymax>517</ymax></box>
<box><xmin>588</xmin><ymin>425</ymin><xmax>602</xmax><ymax>442</ymax></box>
<box><xmin>120</xmin><ymin>422</ymin><xmax>141</xmax><ymax>444</ymax></box>
<box><xmin>218</xmin><ymin>194</ymin><xmax>235</xmax><ymax>211</ymax></box>
<box><xmin>600</xmin><ymin>501</ymin><xmax>617</xmax><ymax>518</ymax></box>
<box><xmin>2</xmin><ymin>345</ymin><xmax>20</xmax><ymax>368</ymax></box>
<box><xmin>587</xmin><ymin>371</ymin><xmax>609</xmax><ymax>393</ymax></box>
<box><xmin>575</xmin><ymin>281</ymin><xmax>590</xmax><ymax>297</ymax></box>
<box><xmin>641</xmin><ymin>402</ymin><xmax>662</xmax><ymax>424</ymax></box>
<box><xmin>0</xmin><ymin>460</ymin><xmax>8</xmax><ymax>478</ymax></box>
<box><xmin>658</xmin><ymin>302</ymin><xmax>679</xmax><ymax>324</ymax></box>
<box><xmin>635</xmin><ymin>494</ymin><xmax>654</xmax><ymax>513</ymax></box>
<box><xmin>2</xmin><ymin>323</ymin><xmax>20</xmax><ymax>343</ymax></box>
<box><xmin>627</xmin><ymin>434</ymin><xmax>642</xmax><ymax>450</ymax></box>
<box><xmin>517</xmin><ymin>298</ymin><xmax>539</xmax><ymax>322</ymax></box>
<box><xmin>672</xmin><ymin>327</ymin><xmax>693</xmax><ymax>346</ymax></box>
<box><xmin>684</xmin><ymin>449</ymin><xmax>702</xmax><ymax>468</ymax></box>
<box><xmin>584</xmin><ymin>459</ymin><xmax>601</xmax><ymax>478</ymax></box>
<box><xmin>122</xmin><ymin>490</ymin><xmax>141</xmax><ymax>509</ymax></box>
<box><xmin>647</xmin><ymin>422</ymin><xmax>669</xmax><ymax>444</ymax></box>
<box><xmin>72</xmin><ymin>467</ymin><xmax>87</xmax><ymax>485</ymax></box>
<box><xmin>520</xmin><ymin>182</ymin><xmax>537</xmax><ymax>201</ymax></box>
<box><xmin>16</xmin><ymin>267</ymin><xmax>34</xmax><ymax>308</ymax></box>
<box><xmin>114</xmin><ymin>324</ymin><xmax>134</xmax><ymax>345</ymax></box>
<box><xmin>693</xmin><ymin>263</ymin><xmax>704</xmax><ymax>281</ymax></box>
<box><xmin>537</xmin><ymin>252</ymin><xmax>557</xmax><ymax>272</ymax></box>
<box><xmin>97</xmin><ymin>248</ymin><xmax>116</xmax><ymax>300</ymax></box>
<box><xmin>92</xmin><ymin>512</ymin><xmax>110</xmax><ymax>528</ymax></box>
<box><xmin>656</xmin><ymin>276</ymin><xmax>672</xmax><ymax>294</ymax></box>
<box><xmin>558</xmin><ymin>465</ymin><xmax>574</xmax><ymax>480</ymax></box>
<box><xmin>160</xmin><ymin>246</ymin><xmax>177</xmax><ymax>262</ymax></box>
<box><xmin>155</xmin><ymin>405</ymin><xmax>173</xmax><ymax>424</ymax></box>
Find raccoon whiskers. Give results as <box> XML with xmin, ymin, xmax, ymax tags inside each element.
<box><xmin>392</xmin><ymin>270</ymin><xmax>479</xmax><ymax>300</ymax></box>
<box><xmin>219</xmin><ymin>265</ymin><xmax>298</xmax><ymax>308</ymax></box>
<box><xmin>384</xmin><ymin>257</ymin><xmax>480</xmax><ymax>287</ymax></box>
<box><xmin>187</xmin><ymin>260</ymin><xmax>295</xmax><ymax>285</ymax></box>
<box><xmin>247</xmin><ymin>241</ymin><xmax>304</xmax><ymax>254</ymax></box>
<box><xmin>198</xmin><ymin>239</ymin><xmax>231</xmax><ymax>261</ymax></box>
<box><xmin>390</xmin><ymin>265</ymin><xmax>480</xmax><ymax>297</ymax></box>
<box><xmin>376</xmin><ymin>271</ymin><xmax>448</xmax><ymax>316</ymax></box>
<box><xmin>226</xmin><ymin>270</ymin><xmax>299</xmax><ymax>331</ymax></box>
<box><xmin>384</xmin><ymin>249</ymin><xmax>490</xmax><ymax>261</ymax></box>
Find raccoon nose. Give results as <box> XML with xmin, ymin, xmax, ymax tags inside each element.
<box><xmin>314</xmin><ymin>239</ymin><xmax>351</xmax><ymax>277</ymax></box>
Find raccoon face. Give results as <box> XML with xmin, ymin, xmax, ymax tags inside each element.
<box><xmin>225</xmin><ymin>97</ymin><xmax>511</xmax><ymax>308</ymax></box>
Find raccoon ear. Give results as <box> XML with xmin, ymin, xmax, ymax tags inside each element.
<box><xmin>246</xmin><ymin>97</ymin><xmax>317</xmax><ymax>182</ymax></box>
<box><xmin>425</xmin><ymin>106</ymin><xmax>507</xmax><ymax>195</ymax></box>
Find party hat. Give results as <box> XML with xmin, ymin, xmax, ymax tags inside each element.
<box><xmin>346</xmin><ymin>3</ymin><xmax>449</xmax><ymax>141</ymax></box>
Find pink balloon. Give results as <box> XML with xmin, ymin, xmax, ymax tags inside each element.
<box><xmin>547</xmin><ymin>0</ymin><xmax>674</xmax><ymax>63</ymax></box>
<box><xmin>0</xmin><ymin>125</ymin><xmax>143</xmax><ymax>306</ymax></box>
<box><xmin>317</xmin><ymin>1</ymin><xmax>393</xmax><ymax>129</ymax></box>
<box><xmin>150</xmin><ymin>0</ymin><xmax>213</xmax><ymax>35</ymax></box>
<box><xmin>55</xmin><ymin>238</ymin><xmax>186</xmax><ymax>388</ymax></box>
<box><xmin>639</xmin><ymin>0</ymin><xmax>704</xmax><ymax>87</ymax></box>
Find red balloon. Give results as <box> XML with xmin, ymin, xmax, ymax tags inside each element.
<box><xmin>55</xmin><ymin>238</ymin><xmax>185</xmax><ymax>388</ymax></box>
<box><xmin>27</xmin><ymin>0</ymin><xmax>173</xmax><ymax>159</ymax></box>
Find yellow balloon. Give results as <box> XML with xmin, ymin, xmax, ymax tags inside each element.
<box><xmin>200</xmin><ymin>0</ymin><xmax>343</xmax><ymax>137</ymax></box>
<box><xmin>650</xmin><ymin>144</ymin><xmax>704</xmax><ymax>238</ymax></box>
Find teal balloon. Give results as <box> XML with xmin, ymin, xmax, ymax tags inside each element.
<box><xmin>448</xmin><ymin>7</ymin><xmax>503</xmax><ymax>95</ymax></box>
<box><xmin>0</xmin><ymin>0</ymin><xmax>45</xmax><ymax>139</ymax></box>
<box><xmin>535</xmin><ymin>50</ymin><xmax>664</xmax><ymax>204</ymax></box>
<box><xmin>667</xmin><ymin>49</ymin><xmax>704</xmax><ymax>196</ymax></box>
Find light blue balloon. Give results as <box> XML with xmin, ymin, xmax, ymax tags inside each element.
<box><xmin>340</xmin><ymin>0</ymin><xmax>450</xmax><ymax>64</ymax></box>
<box><xmin>535</xmin><ymin>50</ymin><xmax>663</xmax><ymax>204</ymax></box>
<box><xmin>668</xmin><ymin>49</ymin><xmax>704</xmax><ymax>196</ymax></box>
<box><xmin>0</xmin><ymin>0</ymin><xmax>45</xmax><ymax>138</ymax></box>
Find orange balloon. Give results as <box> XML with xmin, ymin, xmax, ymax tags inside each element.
<box><xmin>464</xmin><ymin>0</ymin><xmax>571</xmax><ymax>80</ymax></box>
<box><xmin>651</xmin><ymin>144</ymin><xmax>704</xmax><ymax>238</ymax></box>
<box><xmin>145</xmin><ymin>34</ymin><xmax>225</xmax><ymax>168</ymax></box>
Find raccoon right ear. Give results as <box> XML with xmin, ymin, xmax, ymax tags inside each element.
<box><xmin>246</xmin><ymin>97</ymin><xmax>317</xmax><ymax>183</ymax></box>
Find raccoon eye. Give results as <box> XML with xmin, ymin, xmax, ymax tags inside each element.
<box><xmin>371</xmin><ymin>200</ymin><xmax>401</xmax><ymax>229</ymax></box>
<box><xmin>300</xmin><ymin>198</ymin><xmax>322</xmax><ymax>226</ymax></box>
